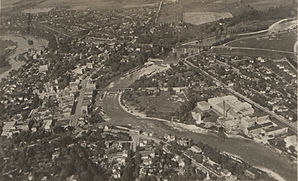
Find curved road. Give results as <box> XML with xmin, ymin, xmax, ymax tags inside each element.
<box><xmin>101</xmin><ymin>74</ymin><xmax>297</xmax><ymax>181</ymax></box>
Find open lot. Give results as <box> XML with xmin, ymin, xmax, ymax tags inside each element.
<box><xmin>227</xmin><ymin>30</ymin><xmax>297</xmax><ymax>52</ymax></box>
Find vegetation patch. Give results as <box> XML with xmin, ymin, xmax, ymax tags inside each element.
<box><xmin>227</xmin><ymin>31</ymin><xmax>297</xmax><ymax>52</ymax></box>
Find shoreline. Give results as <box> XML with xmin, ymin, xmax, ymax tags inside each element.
<box><xmin>118</xmin><ymin>91</ymin><xmax>295</xmax><ymax>181</ymax></box>
<box><xmin>0</xmin><ymin>34</ymin><xmax>48</xmax><ymax>81</ymax></box>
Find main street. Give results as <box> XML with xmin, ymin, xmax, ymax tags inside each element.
<box><xmin>100</xmin><ymin>69</ymin><xmax>297</xmax><ymax>181</ymax></box>
<box><xmin>70</xmin><ymin>77</ymin><xmax>89</xmax><ymax>127</ymax></box>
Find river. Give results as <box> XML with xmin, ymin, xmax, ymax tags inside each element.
<box><xmin>0</xmin><ymin>34</ymin><xmax>48</xmax><ymax>81</ymax></box>
<box><xmin>101</xmin><ymin>71</ymin><xmax>297</xmax><ymax>181</ymax></box>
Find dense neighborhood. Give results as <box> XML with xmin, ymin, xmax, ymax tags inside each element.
<box><xmin>0</xmin><ymin>0</ymin><xmax>297</xmax><ymax>181</ymax></box>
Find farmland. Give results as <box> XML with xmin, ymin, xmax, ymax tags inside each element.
<box><xmin>227</xmin><ymin>30</ymin><xmax>297</xmax><ymax>52</ymax></box>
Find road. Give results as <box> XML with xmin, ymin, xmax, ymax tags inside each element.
<box><xmin>100</xmin><ymin>70</ymin><xmax>297</xmax><ymax>181</ymax></box>
<box><xmin>70</xmin><ymin>78</ymin><xmax>88</xmax><ymax>127</ymax></box>
<box><xmin>183</xmin><ymin>58</ymin><xmax>297</xmax><ymax>134</ymax></box>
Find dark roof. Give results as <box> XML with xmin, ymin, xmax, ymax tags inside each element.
<box><xmin>248</xmin><ymin>122</ymin><xmax>273</xmax><ymax>131</ymax></box>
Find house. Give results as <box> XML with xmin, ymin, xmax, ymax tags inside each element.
<box><xmin>197</xmin><ymin>101</ymin><xmax>211</xmax><ymax>112</ymax></box>
<box><xmin>244</xmin><ymin>170</ymin><xmax>256</xmax><ymax>180</ymax></box>
<box><xmin>39</xmin><ymin>65</ymin><xmax>48</xmax><ymax>73</ymax></box>
<box><xmin>1</xmin><ymin>121</ymin><xmax>17</xmax><ymax>137</ymax></box>
<box><xmin>140</xmin><ymin>150</ymin><xmax>155</xmax><ymax>160</ymax></box>
<box><xmin>86</xmin><ymin>62</ymin><xmax>93</xmax><ymax>69</ymax></box>
<box><xmin>44</xmin><ymin>119</ymin><xmax>53</xmax><ymax>131</ymax></box>
<box><xmin>192</xmin><ymin>108</ymin><xmax>202</xmax><ymax>124</ymax></box>
<box><xmin>69</xmin><ymin>81</ymin><xmax>79</xmax><ymax>91</ymax></box>
<box><xmin>189</xmin><ymin>145</ymin><xmax>202</xmax><ymax>153</ymax></box>
<box><xmin>63</xmin><ymin>106</ymin><xmax>72</xmax><ymax>117</ymax></box>
<box><xmin>81</xmin><ymin>102</ymin><xmax>89</xmax><ymax>114</ymax></box>
<box><xmin>72</xmin><ymin>66</ymin><xmax>85</xmax><ymax>75</ymax></box>
<box><xmin>172</xmin><ymin>155</ymin><xmax>185</xmax><ymax>167</ymax></box>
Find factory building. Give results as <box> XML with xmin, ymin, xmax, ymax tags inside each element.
<box><xmin>208</xmin><ymin>95</ymin><xmax>254</xmax><ymax>119</ymax></box>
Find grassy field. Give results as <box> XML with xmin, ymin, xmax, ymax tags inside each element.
<box><xmin>158</xmin><ymin>0</ymin><xmax>294</xmax><ymax>25</ymax></box>
<box><xmin>227</xmin><ymin>30</ymin><xmax>297</xmax><ymax>52</ymax></box>
<box><xmin>242</xmin><ymin>0</ymin><xmax>294</xmax><ymax>11</ymax></box>
<box><xmin>2</xmin><ymin>0</ymin><xmax>160</xmax><ymax>11</ymax></box>
<box><xmin>124</xmin><ymin>90</ymin><xmax>185</xmax><ymax>120</ymax></box>
<box><xmin>137</xmin><ymin>91</ymin><xmax>181</xmax><ymax>113</ymax></box>
<box><xmin>158</xmin><ymin>2</ymin><xmax>183</xmax><ymax>24</ymax></box>
<box><xmin>211</xmin><ymin>47</ymin><xmax>295</xmax><ymax>59</ymax></box>
<box><xmin>183</xmin><ymin>12</ymin><xmax>232</xmax><ymax>25</ymax></box>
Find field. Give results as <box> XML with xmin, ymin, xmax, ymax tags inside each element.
<box><xmin>158</xmin><ymin>0</ymin><xmax>294</xmax><ymax>25</ymax></box>
<box><xmin>243</xmin><ymin>0</ymin><xmax>294</xmax><ymax>11</ymax></box>
<box><xmin>211</xmin><ymin>47</ymin><xmax>295</xmax><ymax>59</ymax></box>
<box><xmin>2</xmin><ymin>0</ymin><xmax>160</xmax><ymax>11</ymax></box>
<box><xmin>227</xmin><ymin>30</ymin><xmax>297</xmax><ymax>52</ymax></box>
<box><xmin>183</xmin><ymin>12</ymin><xmax>232</xmax><ymax>25</ymax></box>
<box><xmin>123</xmin><ymin>90</ymin><xmax>185</xmax><ymax>120</ymax></box>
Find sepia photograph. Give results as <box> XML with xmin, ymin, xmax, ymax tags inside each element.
<box><xmin>0</xmin><ymin>0</ymin><xmax>297</xmax><ymax>181</ymax></box>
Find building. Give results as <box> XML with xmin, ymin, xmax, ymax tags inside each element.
<box><xmin>246</xmin><ymin>122</ymin><xmax>273</xmax><ymax>136</ymax></box>
<box><xmin>39</xmin><ymin>65</ymin><xmax>48</xmax><ymax>73</ymax></box>
<box><xmin>240</xmin><ymin>116</ymin><xmax>256</xmax><ymax>129</ymax></box>
<box><xmin>189</xmin><ymin>145</ymin><xmax>202</xmax><ymax>153</ymax></box>
<box><xmin>265</xmin><ymin>126</ymin><xmax>288</xmax><ymax>137</ymax></box>
<box><xmin>1</xmin><ymin>121</ymin><xmax>17</xmax><ymax>137</ymax></box>
<box><xmin>69</xmin><ymin>81</ymin><xmax>79</xmax><ymax>91</ymax></box>
<box><xmin>208</xmin><ymin>95</ymin><xmax>254</xmax><ymax>119</ymax></box>
<box><xmin>244</xmin><ymin>170</ymin><xmax>256</xmax><ymax>180</ymax></box>
<box><xmin>191</xmin><ymin>108</ymin><xmax>202</xmax><ymax>124</ymax></box>
<box><xmin>86</xmin><ymin>62</ymin><xmax>93</xmax><ymax>69</ymax></box>
<box><xmin>256</xmin><ymin>115</ymin><xmax>271</xmax><ymax>125</ymax></box>
<box><xmin>148</xmin><ymin>58</ymin><xmax>163</xmax><ymax>66</ymax></box>
<box><xmin>44</xmin><ymin>119</ymin><xmax>53</xmax><ymax>131</ymax></box>
<box><xmin>197</xmin><ymin>101</ymin><xmax>211</xmax><ymax>112</ymax></box>
<box><xmin>224</xmin><ymin>120</ymin><xmax>238</xmax><ymax>133</ymax></box>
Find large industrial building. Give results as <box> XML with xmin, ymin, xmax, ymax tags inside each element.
<box><xmin>208</xmin><ymin>95</ymin><xmax>254</xmax><ymax>119</ymax></box>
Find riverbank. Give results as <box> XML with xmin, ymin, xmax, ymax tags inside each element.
<box><xmin>102</xmin><ymin>89</ymin><xmax>297</xmax><ymax>181</ymax></box>
<box><xmin>0</xmin><ymin>34</ymin><xmax>48</xmax><ymax>81</ymax></box>
<box><xmin>119</xmin><ymin>91</ymin><xmax>212</xmax><ymax>135</ymax></box>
